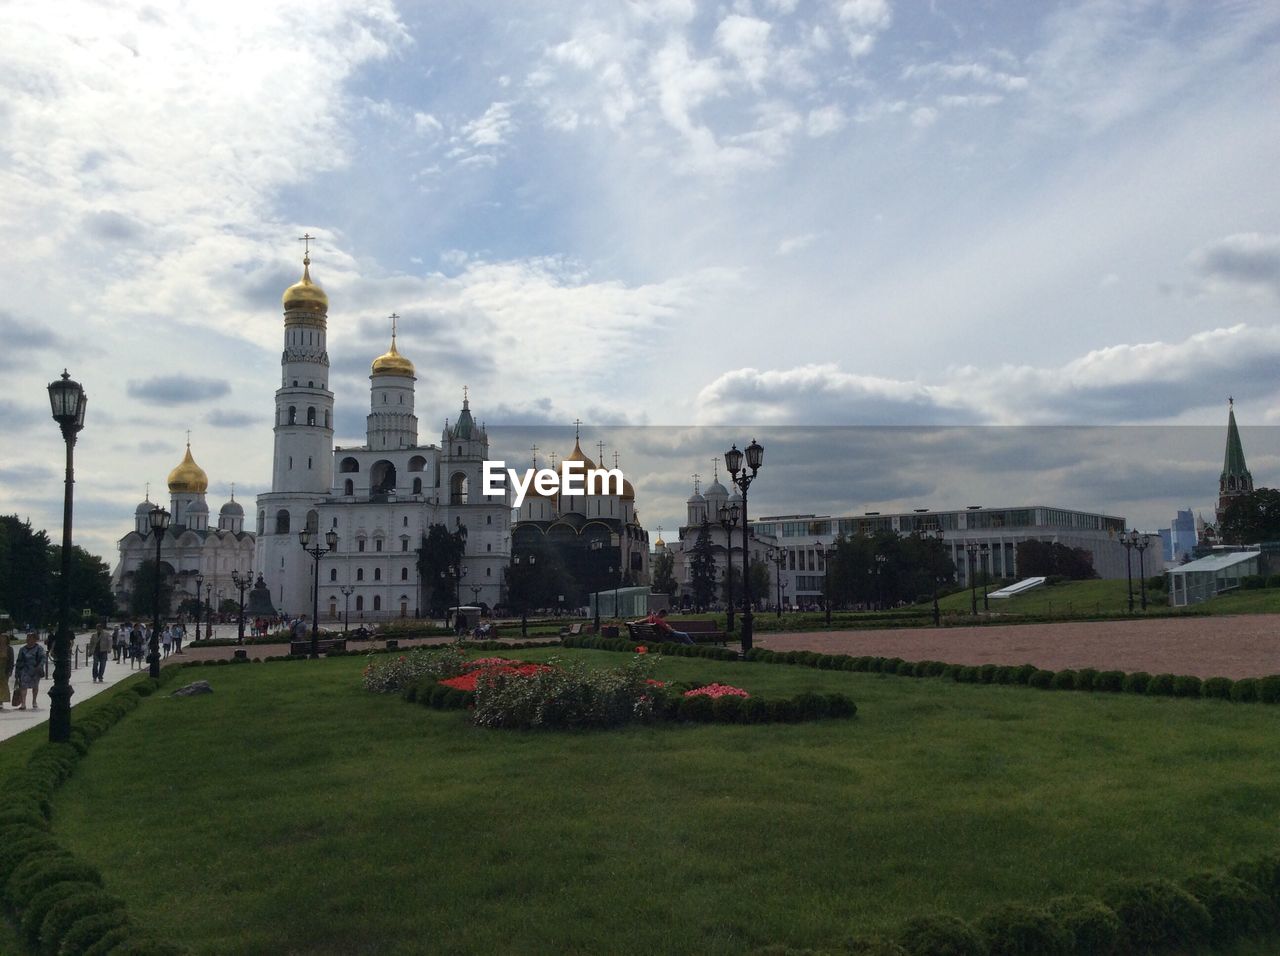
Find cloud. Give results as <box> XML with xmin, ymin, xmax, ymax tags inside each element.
<box><xmin>0</xmin><ymin>313</ymin><xmax>60</xmax><ymax>369</ymax></box>
<box><xmin>1190</xmin><ymin>233</ymin><xmax>1280</xmax><ymax>298</ymax></box>
<box><xmin>462</xmin><ymin>102</ymin><xmax>514</xmax><ymax>148</ymax></box>
<box><xmin>206</xmin><ymin>409</ymin><xmax>261</xmax><ymax>428</ymax></box>
<box><xmin>904</xmin><ymin>61</ymin><xmax>1028</xmax><ymax>92</ymax></box>
<box><xmin>776</xmin><ymin>233</ymin><xmax>817</xmax><ymax>256</ymax></box>
<box><xmin>714</xmin><ymin>15</ymin><xmax>773</xmax><ymax>88</ymax></box>
<box><xmin>126</xmin><ymin>377</ymin><xmax>231</xmax><ymax>404</ymax></box>
<box><xmin>806</xmin><ymin>104</ymin><xmax>846</xmax><ymax>136</ymax></box>
<box><xmin>834</xmin><ymin>0</ymin><xmax>892</xmax><ymax>58</ymax></box>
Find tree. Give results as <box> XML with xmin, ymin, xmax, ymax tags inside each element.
<box><xmin>688</xmin><ymin>522</ymin><xmax>716</xmax><ymax>610</ymax></box>
<box><xmin>825</xmin><ymin>531</ymin><xmax>957</xmax><ymax>608</ymax></box>
<box><xmin>507</xmin><ymin>537</ymin><xmax>575</xmax><ymax>614</ymax></box>
<box><xmin>129</xmin><ymin>559</ymin><xmax>173</xmax><ymax>619</ymax></box>
<box><xmin>1218</xmin><ymin>488</ymin><xmax>1280</xmax><ymax>545</ymax></box>
<box><xmin>1015</xmin><ymin>540</ymin><xmax>1098</xmax><ymax>580</ymax></box>
<box><xmin>50</xmin><ymin>544</ymin><xmax>114</xmax><ymax>622</ymax></box>
<box><xmin>720</xmin><ymin>563</ymin><xmax>741</xmax><ymax>605</ymax></box>
<box><xmin>651</xmin><ymin>550</ymin><xmax>677</xmax><ymax>597</ymax></box>
<box><xmin>748</xmin><ymin>557</ymin><xmax>770</xmax><ymax>607</ymax></box>
<box><xmin>417</xmin><ymin>524</ymin><xmax>466</xmax><ymax>618</ymax></box>
<box><xmin>0</xmin><ymin>515</ymin><xmax>52</xmax><ymax>628</ymax></box>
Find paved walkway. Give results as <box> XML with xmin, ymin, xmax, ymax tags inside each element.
<box><xmin>0</xmin><ymin>632</ymin><xmax>163</xmax><ymax>743</ymax></box>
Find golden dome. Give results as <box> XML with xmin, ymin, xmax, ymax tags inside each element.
<box><xmin>371</xmin><ymin>336</ymin><xmax>415</xmax><ymax>377</ymax></box>
<box><xmin>282</xmin><ymin>256</ymin><xmax>328</xmax><ymax>313</ymax></box>
<box><xmin>564</xmin><ymin>438</ymin><xmax>596</xmax><ymax>471</ymax></box>
<box><xmin>621</xmin><ymin>476</ymin><xmax>635</xmax><ymax>500</ymax></box>
<box><xmin>654</xmin><ymin>536</ymin><xmax>666</xmax><ymax>549</ymax></box>
<box><xmin>167</xmin><ymin>444</ymin><xmax>208</xmax><ymax>494</ymax></box>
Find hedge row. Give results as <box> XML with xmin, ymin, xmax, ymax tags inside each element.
<box><xmin>0</xmin><ymin>668</ymin><xmax>188</xmax><ymax>955</ymax></box>
<box><xmin>829</xmin><ymin>859</ymin><xmax>1280</xmax><ymax>955</ymax></box>
<box><xmin>562</xmin><ymin>634</ymin><xmax>740</xmax><ymax>661</ymax></box>
<box><xmin>402</xmin><ymin>676</ymin><xmax>857</xmax><ymax>725</ymax></box>
<box><xmin>725</xmin><ymin>647</ymin><xmax>1279</xmax><ymax>705</ymax></box>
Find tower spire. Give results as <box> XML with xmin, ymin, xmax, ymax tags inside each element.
<box><xmin>1218</xmin><ymin>398</ymin><xmax>1254</xmax><ymax>524</ymax></box>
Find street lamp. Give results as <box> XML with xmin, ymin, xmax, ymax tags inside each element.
<box><xmin>874</xmin><ymin>553</ymin><xmax>887</xmax><ymax>611</ymax></box>
<box><xmin>979</xmin><ymin>543</ymin><xmax>990</xmax><ymax>612</ymax></box>
<box><xmin>339</xmin><ymin>584</ymin><xmax>354</xmax><ymax>635</ymax></box>
<box><xmin>590</xmin><ymin>537</ymin><xmax>605</xmax><ymax>629</ymax></box>
<box><xmin>767</xmin><ymin>547</ymin><xmax>785</xmax><ymax>619</ymax></box>
<box><xmin>1133</xmin><ymin>532</ymin><xmax>1149</xmax><ymax>611</ymax></box>
<box><xmin>928</xmin><ymin>528</ymin><xmax>945</xmax><ymax>627</ymax></box>
<box><xmin>964</xmin><ymin>542</ymin><xmax>981</xmax><ymax>616</ymax></box>
<box><xmin>299</xmin><ymin>528</ymin><xmax>338</xmax><ymax>657</ymax></box>
<box><xmin>512</xmin><ymin>553</ymin><xmax>535</xmax><ymax>636</ymax></box>
<box><xmin>1121</xmin><ymin>531</ymin><xmax>1136</xmax><ymax>614</ymax></box>
<box><xmin>724</xmin><ymin>439</ymin><xmax>764</xmax><ymax>654</ymax></box>
<box><xmin>819</xmin><ymin>544</ymin><xmax>834</xmax><ymax>626</ymax></box>
<box><xmin>230</xmin><ymin>569</ymin><xmax>251</xmax><ymax>645</ymax></box>
<box><xmin>147</xmin><ymin>507</ymin><xmax>170</xmax><ymax>680</ymax></box>
<box><xmin>204</xmin><ymin>583</ymin><xmax>214</xmax><ymax>639</ymax></box>
<box><xmin>46</xmin><ymin>370</ymin><xmax>87</xmax><ymax>743</ymax></box>
<box><xmin>194</xmin><ymin>573</ymin><xmax>204</xmax><ymax>642</ymax></box>
<box><xmin>718</xmin><ymin>502</ymin><xmax>740</xmax><ymax>632</ymax></box>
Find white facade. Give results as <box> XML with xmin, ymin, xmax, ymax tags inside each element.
<box><xmin>254</xmin><ymin>260</ymin><xmax>510</xmax><ymax>621</ymax></box>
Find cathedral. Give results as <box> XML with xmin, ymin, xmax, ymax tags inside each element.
<box><xmin>110</xmin><ymin>445</ymin><xmax>255</xmax><ymax>611</ymax></box>
<box><xmin>253</xmin><ymin>252</ymin><xmax>510</xmax><ymax>621</ymax></box>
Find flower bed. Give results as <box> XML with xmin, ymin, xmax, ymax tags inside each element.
<box><xmin>683</xmin><ymin>683</ymin><xmax>748</xmax><ymax>699</ymax></box>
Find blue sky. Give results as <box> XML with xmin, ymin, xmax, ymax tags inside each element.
<box><xmin>1</xmin><ymin>0</ymin><xmax>1278</xmax><ymax>561</ymax></box>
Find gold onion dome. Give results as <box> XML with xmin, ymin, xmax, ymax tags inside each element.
<box><xmin>564</xmin><ymin>438</ymin><xmax>596</xmax><ymax>471</ymax></box>
<box><xmin>167</xmin><ymin>444</ymin><xmax>209</xmax><ymax>494</ymax></box>
<box><xmin>654</xmin><ymin>535</ymin><xmax>666</xmax><ymax>549</ymax></box>
<box><xmin>282</xmin><ymin>256</ymin><xmax>328</xmax><ymax>313</ymax></box>
<box><xmin>621</xmin><ymin>476</ymin><xmax>635</xmax><ymax>500</ymax></box>
<box><xmin>371</xmin><ymin>336</ymin><xmax>415</xmax><ymax>377</ymax></box>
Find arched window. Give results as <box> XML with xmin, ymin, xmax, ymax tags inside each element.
<box><xmin>288</xmin><ymin>406</ymin><xmax>297</xmax><ymax>425</ymax></box>
<box><xmin>344</xmin><ymin>479</ymin><xmax>354</xmax><ymax>496</ymax></box>
<box><xmin>257</xmin><ymin>511</ymin><xmax>265</xmax><ymax>535</ymax></box>
<box><xmin>400</xmin><ymin>567</ymin><xmax>408</xmax><ymax>581</ymax></box>
<box><xmin>329</xmin><ymin>568</ymin><xmax>337</xmax><ymax>582</ymax></box>
<box><xmin>305</xmin><ymin>510</ymin><xmax>319</xmax><ymax>534</ymax></box>
<box><xmin>370</xmin><ymin>460</ymin><xmax>397</xmax><ymax>494</ymax></box>
<box><xmin>307</xmin><ymin>407</ymin><xmax>316</xmax><ymax>426</ymax></box>
<box><xmin>356</xmin><ymin>596</ymin><xmax>364</xmax><ymax>611</ymax></box>
<box><xmin>373</xmin><ymin>595</ymin><xmax>381</xmax><ymax>611</ymax></box>
<box><xmin>412</xmin><ymin>477</ymin><xmax>422</xmax><ymax>495</ymax></box>
<box><xmin>450</xmin><ymin>472</ymin><xmax>468</xmax><ymax>505</ymax></box>
<box><xmin>374</xmin><ymin>568</ymin><xmax>382</xmax><ymax>581</ymax></box>
<box><xmin>408</xmin><ymin>456</ymin><xmax>427</xmax><ymax>472</ymax></box>
<box><xmin>356</xmin><ymin>569</ymin><xmax>364</xmax><ymax>581</ymax></box>
<box><xmin>324</xmin><ymin>410</ymin><xmax>330</xmax><ymax>428</ymax></box>
<box><xmin>339</xmin><ymin>457</ymin><xmax>360</xmax><ymax>473</ymax></box>
<box><xmin>275</xmin><ymin>510</ymin><xmax>290</xmax><ymax>534</ymax></box>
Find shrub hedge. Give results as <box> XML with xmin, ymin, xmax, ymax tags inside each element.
<box><xmin>0</xmin><ymin>668</ymin><xmax>188</xmax><ymax>954</ymax></box>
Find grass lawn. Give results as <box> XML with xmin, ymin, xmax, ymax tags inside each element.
<box><xmin>46</xmin><ymin>649</ymin><xmax>1280</xmax><ymax>954</ymax></box>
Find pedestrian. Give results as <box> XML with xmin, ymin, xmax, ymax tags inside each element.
<box><xmin>88</xmin><ymin>621</ymin><xmax>111</xmax><ymax>683</ymax></box>
<box><xmin>173</xmin><ymin>622</ymin><xmax>184</xmax><ymax>654</ymax></box>
<box><xmin>13</xmin><ymin>631</ymin><xmax>49</xmax><ymax>710</ymax></box>
<box><xmin>1</xmin><ymin>633</ymin><xmax>14</xmax><ymax>712</ymax></box>
<box><xmin>161</xmin><ymin>625</ymin><xmax>172</xmax><ymax>659</ymax></box>
<box><xmin>129</xmin><ymin>623</ymin><xmax>144</xmax><ymax>670</ymax></box>
<box><xmin>112</xmin><ymin>623</ymin><xmax>123</xmax><ymax>662</ymax></box>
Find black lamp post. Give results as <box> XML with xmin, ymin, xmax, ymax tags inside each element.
<box><xmin>590</xmin><ymin>538</ymin><xmax>605</xmax><ymax>629</ymax></box>
<box><xmin>1134</xmin><ymin>532</ymin><xmax>1149</xmax><ymax>611</ymax></box>
<box><xmin>1121</xmin><ymin>531</ymin><xmax>1136</xmax><ymax>614</ymax></box>
<box><xmin>929</xmin><ymin>529</ymin><xmax>945</xmax><ymax>627</ymax></box>
<box><xmin>820</xmin><ymin>544</ymin><xmax>834</xmax><ymax>626</ymax></box>
<box><xmin>767</xmin><ymin>547</ymin><xmax>785</xmax><ymax>619</ymax></box>
<box><xmin>230</xmin><ymin>569</ymin><xmax>250</xmax><ymax>645</ymax></box>
<box><xmin>339</xmin><ymin>584</ymin><xmax>354</xmax><ymax>635</ymax></box>
<box><xmin>965</xmin><ymin>542</ymin><xmax>980</xmax><ymax>616</ymax></box>
<box><xmin>46</xmin><ymin>370</ymin><xmax>87</xmax><ymax>743</ymax></box>
<box><xmin>194</xmin><ymin>573</ymin><xmax>204</xmax><ymax>642</ymax></box>
<box><xmin>512</xmin><ymin>553</ymin><xmax>535</xmax><ymax>636</ymax></box>
<box><xmin>147</xmin><ymin>507</ymin><xmax>170</xmax><ymax>678</ymax></box>
<box><xmin>299</xmin><ymin>528</ymin><xmax>338</xmax><ymax>657</ymax></box>
<box><xmin>980</xmin><ymin>543</ymin><xmax>990</xmax><ymax>612</ymax></box>
<box><xmin>718</xmin><ymin>502</ymin><xmax>740</xmax><ymax>632</ymax></box>
<box><xmin>874</xmin><ymin>553</ymin><xmax>887</xmax><ymax>611</ymax></box>
<box><xmin>204</xmin><ymin>583</ymin><xmax>213</xmax><ymax>639</ymax></box>
<box><xmin>724</xmin><ymin>439</ymin><xmax>764</xmax><ymax>655</ymax></box>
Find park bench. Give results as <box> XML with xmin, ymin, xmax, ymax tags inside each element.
<box><xmin>625</xmin><ymin>620</ymin><xmax>728</xmax><ymax>646</ymax></box>
<box><xmin>288</xmin><ymin>638</ymin><xmax>347</xmax><ymax>656</ymax></box>
<box><xmin>559</xmin><ymin>622</ymin><xmax>596</xmax><ymax>637</ymax></box>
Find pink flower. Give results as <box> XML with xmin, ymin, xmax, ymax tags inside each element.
<box><xmin>683</xmin><ymin>683</ymin><xmax>749</xmax><ymax>699</ymax></box>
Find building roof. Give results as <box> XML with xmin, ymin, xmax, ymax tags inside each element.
<box><xmin>1222</xmin><ymin>401</ymin><xmax>1252</xmax><ymax>482</ymax></box>
<box><xmin>1166</xmin><ymin>550</ymin><xmax>1260</xmax><ymax>574</ymax></box>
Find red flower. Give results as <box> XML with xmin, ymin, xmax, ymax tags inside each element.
<box><xmin>636</xmin><ymin>645</ymin><xmax>649</xmax><ymax>654</ymax></box>
<box><xmin>683</xmin><ymin>683</ymin><xmax>749</xmax><ymax>699</ymax></box>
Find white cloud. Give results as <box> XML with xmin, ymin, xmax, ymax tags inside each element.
<box><xmin>714</xmin><ymin>14</ymin><xmax>773</xmax><ymax>88</ymax></box>
<box><xmin>806</xmin><ymin>104</ymin><xmax>846</xmax><ymax>136</ymax></box>
<box><xmin>910</xmin><ymin>106</ymin><xmax>938</xmax><ymax>128</ymax></box>
<box><xmin>776</xmin><ymin>233</ymin><xmax>817</xmax><ymax>256</ymax></box>
<box><xmin>462</xmin><ymin>102</ymin><xmax>514</xmax><ymax>147</ymax></box>
<box><xmin>904</xmin><ymin>61</ymin><xmax>1028</xmax><ymax>92</ymax></box>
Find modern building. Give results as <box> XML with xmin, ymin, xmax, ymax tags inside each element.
<box><xmin>110</xmin><ymin>446</ymin><xmax>256</xmax><ymax>612</ymax></box>
<box><xmin>1166</xmin><ymin>550</ymin><xmax>1261</xmax><ymax>607</ymax></box>
<box><xmin>254</xmin><ymin>255</ymin><xmax>510</xmax><ymax>621</ymax></box>
<box><xmin>1163</xmin><ymin>508</ymin><xmax>1197</xmax><ymax>564</ymax></box>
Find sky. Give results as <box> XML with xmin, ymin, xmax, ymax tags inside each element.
<box><xmin>1</xmin><ymin>0</ymin><xmax>1279</xmax><ymax>564</ymax></box>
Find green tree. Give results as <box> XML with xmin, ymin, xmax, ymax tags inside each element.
<box><xmin>748</xmin><ymin>557</ymin><xmax>770</xmax><ymax>607</ymax></box>
<box><xmin>507</xmin><ymin>537</ymin><xmax>575</xmax><ymax>614</ymax></box>
<box><xmin>129</xmin><ymin>559</ymin><xmax>173</xmax><ymax>619</ymax></box>
<box><xmin>651</xmin><ymin>550</ymin><xmax>677</xmax><ymax>597</ymax></box>
<box><xmin>720</xmin><ymin>563</ymin><xmax>741</xmax><ymax>605</ymax></box>
<box><xmin>51</xmin><ymin>544</ymin><xmax>115</xmax><ymax>622</ymax></box>
<box><xmin>688</xmin><ymin>521</ymin><xmax>716</xmax><ymax>610</ymax></box>
<box><xmin>417</xmin><ymin>524</ymin><xmax>466</xmax><ymax>618</ymax></box>
<box><xmin>1015</xmin><ymin>540</ymin><xmax>1097</xmax><ymax>580</ymax></box>
<box><xmin>1218</xmin><ymin>488</ymin><xmax>1280</xmax><ymax>545</ymax></box>
<box><xmin>0</xmin><ymin>515</ymin><xmax>53</xmax><ymax>627</ymax></box>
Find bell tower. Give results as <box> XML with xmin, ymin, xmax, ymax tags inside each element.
<box><xmin>1217</xmin><ymin>397</ymin><xmax>1254</xmax><ymax>523</ymax></box>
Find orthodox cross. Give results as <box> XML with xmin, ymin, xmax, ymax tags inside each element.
<box><xmin>711</xmin><ymin>458</ymin><xmax>719</xmax><ymax>481</ymax></box>
<box><xmin>550</xmin><ymin>452</ymin><xmax>559</xmax><ymax>470</ymax></box>
<box><xmin>573</xmin><ymin>418</ymin><xmax>582</xmax><ymax>440</ymax></box>
<box><xmin>144</xmin><ymin>482</ymin><xmax>150</xmax><ymax>502</ymax></box>
<box><xmin>185</xmin><ymin>429</ymin><xmax>191</xmax><ymax>446</ymax></box>
<box><xmin>297</xmin><ymin>233</ymin><xmax>314</xmax><ymax>260</ymax></box>
<box><xmin>463</xmin><ymin>384</ymin><xmax>469</xmax><ymax>405</ymax></box>
<box><xmin>530</xmin><ymin>443</ymin><xmax>539</xmax><ymax>468</ymax></box>
<box><xmin>230</xmin><ymin>482</ymin><xmax>236</xmax><ymax>501</ymax></box>
<box><xmin>1229</xmin><ymin>395</ymin><xmax>1234</xmax><ymax>407</ymax></box>
<box><xmin>692</xmin><ymin>473</ymin><xmax>701</xmax><ymax>495</ymax></box>
<box><xmin>389</xmin><ymin>313</ymin><xmax>399</xmax><ymax>342</ymax></box>
<box><xmin>596</xmin><ymin>440</ymin><xmax>606</xmax><ymax>462</ymax></box>
<box><xmin>612</xmin><ymin>451</ymin><xmax>620</xmax><ymax>469</ymax></box>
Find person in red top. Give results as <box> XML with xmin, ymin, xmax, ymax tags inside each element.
<box><xmin>646</xmin><ymin>608</ymin><xmax>694</xmax><ymax>645</ymax></box>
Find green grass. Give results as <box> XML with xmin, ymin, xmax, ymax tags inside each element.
<box><xmin>46</xmin><ymin>651</ymin><xmax>1280</xmax><ymax>954</ymax></box>
<box><xmin>931</xmin><ymin>576</ymin><xmax>1170</xmax><ymax>617</ymax></box>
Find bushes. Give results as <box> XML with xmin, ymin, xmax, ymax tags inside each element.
<box><xmin>1182</xmin><ymin>871</ymin><xmax>1274</xmax><ymax>943</ymax></box>
<box><xmin>1093</xmin><ymin>670</ymin><xmax>1124</xmax><ymax>693</ymax></box>
<box><xmin>1073</xmin><ymin>668</ymin><xmax>1098</xmax><ymax>691</ymax></box>
<box><xmin>1044</xmin><ymin>895</ymin><xmax>1121</xmax><ymax>955</ymax></box>
<box><xmin>897</xmin><ymin>914</ymin><xmax>986</xmax><ymax>955</ymax></box>
<box><xmin>1028</xmin><ymin>669</ymin><xmax>1055</xmax><ymax>690</ymax></box>
<box><xmin>1172</xmin><ymin>675</ymin><xmax>1202</xmax><ymax>698</ymax></box>
<box><xmin>975</xmin><ymin>902</ymin><xmax>1070</xmax><ymax>955</ymax></box>
<box><xmin>1231</xmin><ymin>678</ymin><xmax>1260</xmax><ymax>703</ymax></box>
<box><xmin>361</xmin><ymin>644</ymin><xmax>469</xmax><ymax>693</ymax></box>
<box><xmin>1121</xmin><ymin>672</ymin><xmax>1152</xmax><ymax>694</ymax></box>
<box><xmin>1048</xmin><ymin>670</ymin><xmax>1076</xmax><ymax>691</ymax></box>
<box><xmin>1145</xmin><ymin>673</ymin><xmax>1176</xmax><ymax>696</ymax></box>
<box><xmin>1102</xmin><ymin>878</ymin><xmax>1211</xmax><ymax>950</ymax></box>
<box><xmin>37</xmin><ymin>888</ymin><xmax>125</xmax><ymax>954</ymax></box>
<box><xmin>1202</xmin><ymin>676</ymin><xmax>1234</xmax><ymax>700</ymax></box>
<box><xmin>1259</xmin><ymin>675</ymin><xmax>1280</xmax><ymax>704</ymax></box>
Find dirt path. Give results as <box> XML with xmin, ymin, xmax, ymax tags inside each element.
<box><xmin>755</xmin><ymin>615</ymin><xmax>1280</xmax><ymax>678</ymax></box>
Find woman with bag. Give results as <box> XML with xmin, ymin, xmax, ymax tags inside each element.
<box><xmin>13</xmin><ymin>631</ymin><xmax>48</xmax><ymax>710</ymax></box>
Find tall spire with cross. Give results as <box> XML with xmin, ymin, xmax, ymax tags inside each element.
<box><xmin>1218</xmin><ymin>397</ymin><xmax>1254</xmax><ymax>523</ymax></box>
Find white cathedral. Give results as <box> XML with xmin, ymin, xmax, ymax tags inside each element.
<box><xmin>253</xmin><ymin>253</ymin><xmax>510</xmax><ymax>621</ymax></box>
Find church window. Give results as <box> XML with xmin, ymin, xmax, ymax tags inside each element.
<box><xmin>375</xmin><ymin>539</ymin><xmax>383</xmax><ymax>552</ymax></box>
<box><xmin>329</xmin><ymin>568</ymin><xmax>337</xmax><ymax>582</ymax></box>
<box><xmin>383</xmin><ymin>394</ymin><xmax>387</xmax><ymax>404</ymax></box>
<box><xmin>457</xmin><ymin>446</ymin><xmax>462</xmax><ymax>456</ymax></box>
<box><xmin>450</xmin><ymin>472</ymin><xmax>468</xmax><ymax>505</ymax></box>
<box><xmin>306</xmin><ymin>510</ymin><xmax>319</xmax><ymax>533</ymax></box>
<box><xmin>358</xmin><ymin>539</ymin><xmax>366</xmax><ymax>553</ymax></box>
<box><xmin>288</xmin><ymin>406</ymin><xmax>296</xmax><ymax>425</ymax></box>
<box><xmin>412</xmin><ymin>477</ymin><xmax>422</xmax><ymax>495</ymax></box>
<box><xmin>308</xmin><ymin>457</ymin><xmax>312</xmax><ymax>469</ymax></box>
<box><xmin>403</xmin><ymin>516</ymin><xmax>409</xmax><ymax>527</ymax></box>
<box><xmin>289</xmin><ymin>457</ymin><xmax>293</xmax><ymax>469</ymax></box>
<box><xmin>324</xmin><ymin>410</ymin><xmax>330</xmax><ymax>428</ymax></box>
<box><xmin>486</xmin><ymin>567</ymin><xmax>491</xmax><ymax>577</ymax></box>
<box><xmin>370</xmin><ymin>460</ymin><xmax>397</xmax><ymax>494</ymax></box>
<box><xmin>257</xmin><ymin>511</ymin><xmax>265</xmax><ymax>535</ymax></box>
<box><xmin>275</xmin><ymin>510</ymin><xmax>290</xmax><ymax>534</ymax></box>
<box><xmin>344</xmin><ymin>479</ymin><xmax>354</xmax><ymax>495</ymax></box>
<box><xmin>373</xmin><ymin>596</ymin><xmax>381</xmax><ymax>611</ymax></box>
<box><xmin>340</xmin><ymin>457</ymin><xmax>359</xmax><ymax>473</ymax></box>
<box><xmin>308</xmin><ymin>380</ymin><xmax>313</xmax><ymax>387</ymax></box>
<box><xmin>357</xmin><ymin>569</ymin><xmax>364</xmax><ymax>581</ymax></box>
<box><xmin>374</xmin><ymin>568</ymin><xmax>381</xmax><ymax>581</ymax></box>
<box><xmin>401</xmin><ymin>538</ymin><xmax>408</xmax><ymax>552</ymax></box>
<box><xmin>356</xmin><ymin>596</ymin><xmax>364</xmax><ymax>611</ymax></box>
<box><xmin>399</xmin><ymin>395</ymin><xmax>403</xmax><ymax>404</ymax></box>
<box><xmin>401</xmin><ymin>567</ymin><xmax>408</xmax><ymax>581</ymax></box>
<box><xmin>307</xmin><ymin>407</ymin><xmax>316</xmax><ymax>426</ymax></box>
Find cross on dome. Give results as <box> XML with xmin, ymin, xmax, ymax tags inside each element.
<box><xmin>297</xmin><ymin>232</ymin><xmax>315</xmax><ymax>261</ymax></box>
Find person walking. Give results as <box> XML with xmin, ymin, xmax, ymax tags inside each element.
<box><xmin>88</xmin><ymin>621</ymin><xmax>111</xmax><ymax>683</ymax></box>
<box><xmin>161</xmin><ymin>625</ymin><xmax>172</xmax><ymax>659</ymax></box>
<box><xmin>129</xmin><ymin>623</ymin><xmax>144</xmax><ymax>670</ymax></box>
<box><xmin>111</xmin><ymin>623</ymin><xmax>123</xmax><ymax>663</ymax></box>
<box><xmin>1</xmin><ymin>634</ymin><xmax>14</xmax><ymax>712</ymax></box>
<box><xmin>173</xmin><ymin>621</ymin><xmax>184</xmax><ymax>655</ymax></box>
<box><xmin>14</xmin><ymin>631</ymin><xmax>49</xmax><ymax>710</ymax></box>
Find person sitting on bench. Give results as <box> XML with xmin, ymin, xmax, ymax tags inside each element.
<box><xmin>647</xmin><ymin>608</ymin><xmax>695</xmax><ymax>645</ymax></box>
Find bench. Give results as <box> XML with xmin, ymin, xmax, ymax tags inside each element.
<box><xmin>625</xmin><ymin>621</ymin><xmax>728</xmax><ymax>646</ymax></box>
<box><xmin>288</xmin><ymin>638</ymin><xmax>347</xmax><ymax>656</ymax></box>
<box><xmin>558</xmin><ymin>622</ymin><xmax>596</xmax><ymax>637</ymax></box>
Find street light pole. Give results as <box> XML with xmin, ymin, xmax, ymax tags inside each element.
<box><xmin>512</xmin><ymin>553</ymin><xmax>535</xmax><ymax>636</ymax></box>
<box><xmin>724</xmin><ymin>440</ymin><xmax>764</xmax><ymax>655</ymax></box>
<box><xmin>965</xmin><ymin>542</ymin><xmax>979</xmax><ymax>616</ymax></box>
<box><xmin>821</xmin><ymin>545</ymin><xmax>833</xmax><ymax>627</ymax></box>
<box><xmin>1135</xmin><ymin>534</ymin><xmax>1149</xmax><ymax>611</ymax></box>
<box><xmin>204</xmin><ymin>584</ymin><xmax>213</xmax><ymax>640</ymax></box>
<box><xmin>340</xmin><ymin>584</ymin><xmax>354</xmax><ymax>635</ymax></box>
<box><xmin>930</xmin><ymin>529</ymin><xmax>945</xmax><ymax>627</ymax></box>
<box><xmin>718</xmin><ymin>502</ymin><xmax>740</xmax><ymax>632</ymax></box>
<box><xmin>980</xmin><ymin>543</ymin><xmax>991</xmax><ymax>612</ymax></box>
<box><xmin>46</xmin><ymin>370</ymin><xmax>87</xmax><ymax>743</ymax></box>
<box><xmin>768</xmin><ymin>547</ymin><xmax>785</xmax><ymax>619</ymax></box>
<box><xmin>1122</xmin><ymin>531</ymin><xmax>1136</xmax><ymax>614</ymax></box>
<box><xmin>148</xmin><ymin>508</ymin><xmax>170</xmax><ymax>679</ymax></box>
<box><xmin>299</xmin><ymin>529</ymin><xmax>338</xmax><ymax>657</ymax></box>
<box><xmin>194</xmin><ymin>573</ymin><xmax>204</xmax><ymax>643</ymax></box>
<box><xmin>230</xmin><ymin>570</ymin><xmax>250</xmax><ymax>645</ymax></box>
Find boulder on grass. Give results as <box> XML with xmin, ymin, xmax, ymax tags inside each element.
<box><xmin>170</xmin><ymin>681</ymin><xmax>213</xmax><ymax>698</ymax></box>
